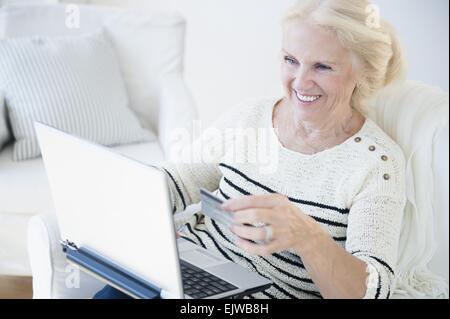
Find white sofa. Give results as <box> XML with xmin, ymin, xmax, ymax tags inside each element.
<box><xmin>0</xmin><ymin>3</ymin><xmax>198</xmax><ymax>277</ymax></box>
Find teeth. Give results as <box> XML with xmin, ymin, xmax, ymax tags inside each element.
<box><xmin>295</xmin><ymin>91</ymin><xmax>321</xmax><ymax>102</ymax></box>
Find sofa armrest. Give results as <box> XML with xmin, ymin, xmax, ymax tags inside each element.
<box><xmin>158</xmin><ymin>72</ymin><xmax>198</xmax><ymax>160</ymax></box>
<box><xmin>27</xmin><ymin>212</ymin><xmax>105</xmax><ymax>299</ymax></box>
<box><xmin>27</xmin><ymin>214</ymin><xmax>53</xmax><ymax>298</ymax></box>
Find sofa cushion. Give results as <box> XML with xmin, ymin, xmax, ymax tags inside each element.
<box><xmin>0</xmin><ymin>140</ymin><xmax>164</xmax><ymax>216</ymax></box>
<box><xmin>0</xmin><ymin>30</ymin><xmax>155</xmax><ymax>161</ymax></box>
<box><xmin>103</xmin><ymin>11</ymin><xmax>185</xmax><ymax>132</ymax></box>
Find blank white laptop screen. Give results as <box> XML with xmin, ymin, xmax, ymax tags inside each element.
<box><xmin>35</xmin><ymin>122</ymin><xmax>183</xmax><ymax>298</ymax></box>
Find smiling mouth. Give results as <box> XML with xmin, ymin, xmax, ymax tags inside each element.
<box><xmin>294</xmin><ymin>90</ymin><xmax>322</xmax><ymax>103</ymax></box>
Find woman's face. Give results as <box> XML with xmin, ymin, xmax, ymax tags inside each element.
<box><xmin>281</xmin><ymin>21</ymin><xmax>360</xmax><ymax>122</ymax></box>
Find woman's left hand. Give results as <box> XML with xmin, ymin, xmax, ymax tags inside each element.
<box><xmin>222</xmin><ymin>193</ymin><xmax>327</xmax><ymax>256</ymax></box>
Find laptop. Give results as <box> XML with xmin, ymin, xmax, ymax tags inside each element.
<box><xmin>35</xmin><ymin>122</ymin><xmax>272</xmax><ymax>299</ymax></box>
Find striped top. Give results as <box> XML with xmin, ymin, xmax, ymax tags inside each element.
<box><xmin>161</xmin><ymin>97</ymin><xmax>406</xmax><ymax>299</ymax></box>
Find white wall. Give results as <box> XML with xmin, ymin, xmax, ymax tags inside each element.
<box><xmin>0</xmin><ymin>0</ymin><xmax>58</xmax><ymax>5</ymax></box>
<box><xmin>372</xmin><ymin>0</ymin><xmax>449</xmax><ymax>92</ymax></box>
<box><xmin>172</xmin><ymin>0</ymin><xmax>296</xmax><ymax>123</ymax></box>
<box><xmin>63</xmin><ymin>0</ymin><xmax>450</xmax><ymax>122</ymax></box>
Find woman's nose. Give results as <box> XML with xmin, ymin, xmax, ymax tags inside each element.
<box><xmin>293</xmin><ymin>67</ymin><xmax>315</xmax><ymax>91</ymax></box>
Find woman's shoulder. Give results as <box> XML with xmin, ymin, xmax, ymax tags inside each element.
<box><xmin>346</xmin><ymin>118</ymin><xmax>407</xmax><ymax>200</ymax></box>
<box><xmin>358</xmin><ymin>118</ymin><xmax>405</xmax><ymax>162</ymax></box>
<box><xmin>352</xmin><ymin>118</ymin><xmax>406</xmax><ymax>184</ymax></box>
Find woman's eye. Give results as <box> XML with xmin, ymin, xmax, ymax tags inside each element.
<box><xmin>316</xmin><ymin>64</ymin><xmax>332</xmax><ymax>71</ymax></box>
<box><xmin>284</xmin><ymin>56</ymin><xmax>297</xmax><ymax>65</ymax></box>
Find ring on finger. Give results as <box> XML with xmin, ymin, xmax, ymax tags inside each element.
<box><xmin>263</xmin><ymin>224</ymin><xmax>273</xmax><ymax>243</ymax></box>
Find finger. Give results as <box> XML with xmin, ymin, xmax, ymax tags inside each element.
<box><xmin>235</xmin><ymin>238</ymin><xmax>281</xmax><ymax>256</ymax></box>
<box><xmin>231</xmin><ymin>224</ymin><xmax>266</xmax><ymax>242</ymax></box>
<box><xmin>232</xmin><ymin>208</ymin><xmax>275</xmax><ymax>225</ymax></box>
<box><xmin>222</xmin><ymin>193</ymin><xmax>288</xmax><ymax>211</ymax></box>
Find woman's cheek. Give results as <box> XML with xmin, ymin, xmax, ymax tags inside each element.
<box><xmin>281</xmin><ymin>69</ymin><xmax>294</xmax><ymax>87</ymax></box>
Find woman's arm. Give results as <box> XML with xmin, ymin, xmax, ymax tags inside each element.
<box><xmin>225</xmin><ymin>194</ymin><xmax>369</xmax><ymax>298</ymax></box>
<box><xmin>225</xmin><ymin>189</ymin><xmax>404</xmax><ymax>299</ymax></box>
<box><xmin>160</xmin><ymin>102</ymin><xmax>245</xmax><ymax>214</ymax></box>
<box><xmin>292</xmin><ymin>229</ymin><xmax>369</xmax><ymax>299</ymax></box>
<box><xmin>161</xmin><ymin>160</ymin><xmax>222</xmax><ymax>215</ymax></box>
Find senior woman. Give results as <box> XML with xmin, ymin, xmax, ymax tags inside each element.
<box><xmin>95</xmin><ymin>0</ymin><xmax>406</xmax><ymax>299</ymax></box>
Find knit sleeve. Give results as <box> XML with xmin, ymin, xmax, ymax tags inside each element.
<box><xmin>161</xmin><ymin>157</ymin><xmax>222</xmax><ymax>215</ymax></box>
<box><xmin>159</xmin><ymin>102</ymin><xmax>247</xmax><ymax>215</ymax></box>
<box><xmin>345</xmin><ymin>150</ymin><xmax>406</xmax><ymax>299</ymax></box>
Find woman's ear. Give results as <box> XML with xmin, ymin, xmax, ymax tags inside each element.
<box><xmin>352</xmin><ymin>68</ymin><xmax>365</xmax><ymax>94</ymax></box>
<box><xmin>349</xmin><ymin>52</ymin><xmax>365</xmax><ymax>82</ymax></box>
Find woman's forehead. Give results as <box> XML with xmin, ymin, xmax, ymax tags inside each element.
<box><xmin>282</xmin><ymin>21</ymin><xmax>350</xmax><ymax>63</ymax></box>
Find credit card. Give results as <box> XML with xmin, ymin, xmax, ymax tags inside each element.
<box><xmin>200</xmin><ymin>188</ymin><xmax>234</xmax><ymax>227</ymax></box>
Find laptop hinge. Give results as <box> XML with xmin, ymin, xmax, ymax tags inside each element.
<box><xmin>61</xmin><ymin>239</ymin><xmax>79</xmax><ymax>252</ymax></box>
<box><xmin>60</xmin><ymin>239</ymin><xmax>161</xmax><ymax>299</ymax></box>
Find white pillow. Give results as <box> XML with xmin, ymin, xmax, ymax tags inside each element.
<box><xmin>0</xmin><ymin>30</ymin><xmax>155</xmax><ymax>161</ymax></box>
<box><xmin>0</xmin><ymin>91</ymin><xmax>10</xmax><ymax>151</ymax></box>
<box><xmin>104</xmin><ymin>11</ymin><xmax>185</xmax><ymax>132</ymax></box>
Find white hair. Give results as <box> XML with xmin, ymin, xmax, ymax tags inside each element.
<box><xmin>283</xmin><ymin>0</ymin><xmax>407</xmax><ymax>113</ymax></box>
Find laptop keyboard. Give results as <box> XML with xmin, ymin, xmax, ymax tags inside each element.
<box><xmin>180</xmin><ymin>259</ymin><xmax>238</xmax><ymax>298</ymax></box>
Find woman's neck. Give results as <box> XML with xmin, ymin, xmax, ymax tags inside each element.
<box><xmin>274</xmin><ymin>98</ymin><xmax>365</xmax><ymax>154</ymax></box>
<box><xmin>289</xmin><ymin>106</ymin><xmax>355</xmax><ymax>140</ymax></box>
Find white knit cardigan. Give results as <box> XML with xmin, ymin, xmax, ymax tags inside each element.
<box><xmin>162</xmin><ymin>97</ymin><xmax>407</xmax><ymax>299</ymax></box>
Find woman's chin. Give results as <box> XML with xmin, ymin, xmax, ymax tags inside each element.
<box><xmin>289</xmin><ymin>96</ymin><xmax>325</xmax><ymax>117</ymax></box>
